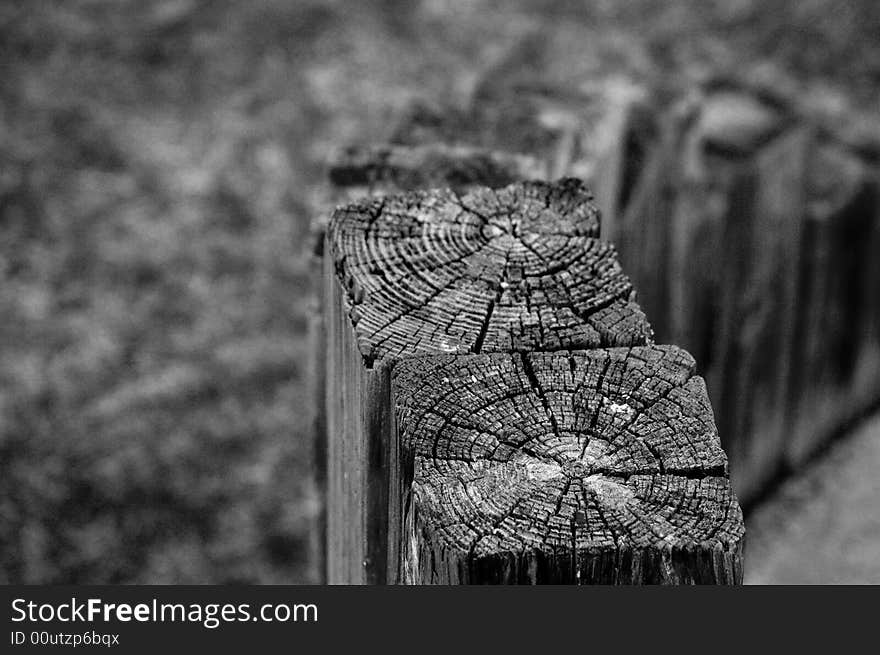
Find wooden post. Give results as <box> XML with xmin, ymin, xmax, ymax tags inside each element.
<box><xmin>710</xmin><ymin>126</ymin><xmax>810</xmax><ymax>499</ymax></box>
<box><xmin>380</xmin><ymin>62</ymin><xmax>880</xmax><ymax>513</ymax></box>
<box><xmin>785</xmin><ymin>140</ymin><xmax>879</xmax><ymax>465</ymax></box>
<box><xmin>390</xmin><ymin>67</ymin><xmax>655</xmax><ymax>229</ymax></box>
<box><xmin>610</xmin><ymin>80</ymin><xmax>880</xmax><ymax>504</ymax></box>
<box><xmin>310</xmin><ymin>81</ymin><xmax>642</xmax><ymax>580</ymax></box>
<box><xmin>394</xmin><ymin>348</ymin><xmax>742</xmax><ymax>584</ymax></box>
<box><xmin>613</xmin><ymin>100</ymin><xmax>692</xmax><ymax>342</ymax></box>
<box><xmin>307</xmin><ymin>144</ymin><xmax>550</xmax><ymax>582</ymax></box>
<box><xmin>321</xmin><ymin>178</ymin><xmax>743</xmax><ymax>584</ymax></box>
<box><xmin>614</xmin><ymin>84</ymin><xmax>810</xmax><ymax>502</ymax></box>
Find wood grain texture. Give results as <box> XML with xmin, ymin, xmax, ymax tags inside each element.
<box><xmin>327</xmin><ymin>179</ymin><xmax>652</xmax><ymax>365</ymax></box>
<box><xmin>323</xmin><ymin>179</ymin><xmax>657</xmax><ymax>583</ymax></box>
<box><xmin>310</xmin><ymin>42</ymin><xmax>880</xmax><ymax>584</ymax></box>
<box><xmin>310</xmin><ymin>143</ymin><xmax>544</xmax><ymax>582</ymax></box>
<box><xmin>320</xmin><ymin>173</ymin><xmax>748</xmax><ymax>582</ymax></box>
<box><xmin>393</xmin><ymin>346</ymin><xmax>743</xmax><ymax>584</ymax></box>
<box><xmin>318</xmin><ymin>130</ymin><xmax>750</xmax><ymax>583</ymax></box>
<box><xmin>323</xmin><ymin>252</ymin><xmax>396</xmax><ymax>584</ymax></box>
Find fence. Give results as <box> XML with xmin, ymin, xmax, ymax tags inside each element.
<box><xmin>308</xmin><ymin>68</ymin><xmax>879</xmax><ymax>584</ymax></box>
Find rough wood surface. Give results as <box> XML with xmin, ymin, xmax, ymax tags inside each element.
<box><xmin>383</xmin><ymin>67</ymin><xmax>880</xmax><ymax>508</ymax></box>
<box><xmin>323</xmin><ymin>179</ymin><xmax>657</xmax><ymax>584</ymax></box>
<box><xmin>313</xmin><ymin>74</ymin><xmax>661</xmax><ymax>578</ymax></box>
<box><xmin>393</xmin><ymin>346</ymin><xmax>743</xmax><ymax>584</ymax></box>
<box><xmin>323</xmin><ymin>251</ymin><xmax>396</xmax><ymax>584</ymax></box>
<box><xmin>309</xmin><ymin>144</ymin><xmax>545</xmax><ymax>582</ymax></box>
<box><xmin>327</xmin><ymin>179</ymin><xmax>652</xmax><ymax>365</ymax></box>
<box><xmin>320</xmin><ymin>174</ymin><xmax>747</xmax><ymax>584</ymax></box>
<box><xmin>315</xmin><ymin>65</ymin><xmax>880</xmax><ymax>584</ymax></box>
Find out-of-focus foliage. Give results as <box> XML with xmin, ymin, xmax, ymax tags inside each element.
<box><xmin>1</xmin><ymin>0</ymin><xmax>878</xmax><ymax>583</ymax></box>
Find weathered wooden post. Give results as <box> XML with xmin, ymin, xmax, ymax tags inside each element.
<box><xmin>394</xmin><ymin>348</ymin><xmax>742</xmax><ymax>584</ymax></box>
<box><xmin>610</xmin><ymin>80</ymin><xmax>880</xmax><ymax>503</ymax></box>
<box><xmin>307</xmin><ymin>144</ymin><xmax>550</xmax><ymax>582</ymax></box>
<box><xmin>345</xmin><ymin>41</ymin><xmax>880</xmax><ymax>526</ymax></box>
<box><xmin>711</xmin><ymin>126</ymin><xmax>811</xmax><ymax>499</ymax></box>
<box><xmin>319</xmin><ymin>178</ymin><xmax>744</xmax><ymax>584</ymax></box>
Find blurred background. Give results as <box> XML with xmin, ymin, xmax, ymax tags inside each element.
<box><xmin>1</xmin><ymin>0</ymin><xmax>878</xmax><ymax>584</ymax></box>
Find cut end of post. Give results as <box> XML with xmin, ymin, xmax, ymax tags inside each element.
<box><xmin>327</xmin><ymin>179</ymin><xmax>653</xmax><ymax>366</ymax></box>
<box><xmin>393</xmin><ymin>346</ymin><xmax>744</xmax><ymax>584</ymax></box>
